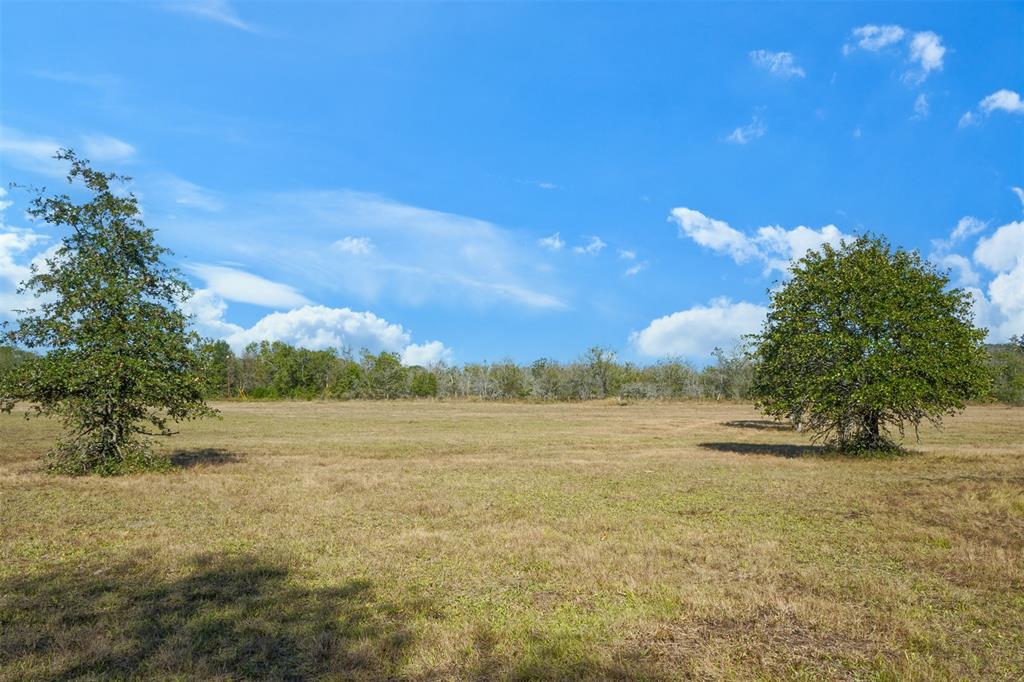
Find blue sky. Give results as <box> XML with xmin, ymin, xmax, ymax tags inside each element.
<box><xmin>1</xmin><ymin>1</ymin><xmax>1022</xmax><ymax>366</ymax></box>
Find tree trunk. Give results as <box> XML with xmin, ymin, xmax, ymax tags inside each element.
<box><xmin>868</xmin><ymin>412</ymin><xmax>880</xmax><ymax>442</ymax></box>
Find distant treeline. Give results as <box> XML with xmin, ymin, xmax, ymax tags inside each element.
<box><xmin>199</xmin><ymin>342</ymin><xmax>757</xmax><ymax>401</ymax></box>
<box><xmin>3</xmin><ymin>339</ymin><xmax>1023</xmax><ymax>404</ymax></box>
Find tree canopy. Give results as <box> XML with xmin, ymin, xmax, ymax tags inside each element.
<box><xmin>750</xmin><ymin>235</ymin><xmax>991</xmax><ymax>452</ymax></box>
<box><xmin>0</xmin><ymin>151</ymin><xmax>215</xmax><ymax>474</ymax></box>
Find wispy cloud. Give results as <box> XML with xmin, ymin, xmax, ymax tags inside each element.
<box><xmin>30</xmin><ymin>70</ymin><xmax>120</xmax><ymax>93</ymax></box>
<box><xmin>669</xmin><ymin>206</ymin><xmax>850</xmax><ymax>275</ymax></box>
<box><xmin>844</xmin><ymin>24</ymin><xmax>906</xmax><ymax>53</ymax></box>
<box><xmin>81</xmin><ymin>134</ymin><xmax>136</xmax><ymax>162</ymax></box>
<box><xmin>912</xmin><ymin>93</ymin><xmax>930</xmax><ymax>119</ymax></box>
<box><xmin>749</xmin><ymin>50</ymin><xmax>805</xmax><ymax>79</ymax></box>
<box><xmin>537</xmin><ymin>232</ymin><xmax>565</xmax><ymax>251</ymax></box>
<box><xmin>624</xmin><ymin>261</ymin><xmax>648</xmax><ymax>277</ymax></box>
<box><xmin>333</xmin><ymin>236</ymin><xmax>374</xmax><ymax>255</ymax></box>
<box><xmin>168</xmin><ymin>190</ymin><xmax>567</xmax><ymax>311</ymax></box>
<box><xmin>843</xmin><ymin>24</ymin><xmax>945</xmax><ymax>84</ymax></box>
<box><xmin>186</xmin><ymin>263</ymin><xmax>311</xmax><ymax>308</ymax></box>
<box><xmin>725</xmin><ymin>113</ymin><xmax>766</xmax><ymax>144</ymax></box>
<box><xmin>573</xmin><ymin>236</ymin><xmax>606</xmax><ymax>255</ymax></box>
<box><xmin>960</xmin><ymin>89</ymin><xmax>1024</xmax><ymax>128</ymax></box>
<box><xmin>0</xmin><ymin>126</ymin><xmax>63</xmax><ymax>177</ymax></box>
<box><xmin>0</xmin><ymin>126</ymin><xmax>137</xmax><ymax>177</ymax></box>
<box><xmin>618</xmin><ymin>249</ymin><xmax>636</xmax><ymax>261</ymax></box>
<box><xmin>164</xmin><ymin>1</ymin><xmax>260</xmax><ymax>33</ymax></box>
<box><xmin>160</xmin><ymin>176</ymin><xmax>224</xmax><ymax>212</ymax></box>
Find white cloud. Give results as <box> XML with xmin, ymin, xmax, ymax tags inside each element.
<box><xmin>166</xmin><ymin>191</ymin><xmax>565</xmax><ymax>310</ymax></box>
<box><xmin>573</xmin><ymin>236</ymin><xmax>606</xmax><ymax>255</ymax></box>
<box><xmin>913</xmin><ymin>93</ymin><xmax>930</xmax><ymax>119</ymax></box>
<box><xmin>1013</xmin><ymin>187</ymin><xmax>1024</xmax><ymax>208</ymax></box>
<box><xmin>160</xmin><ymin>175</ymin><xmax>224</xmax><ymax>212</ymax></box>
<box><xmin>401</xmin><ymin>340</ymin><xmax>452</xmax><ymax>366</ymax></box>
<box><xmin>906</xmin><ymin>31</ymin><xmax>945</xmax><ymax>82</ymax></box>
<box><xmin>959</xmin><ymin>89</ymin><xmax>1023</xmax><ymax>128</ymax></box>
<box><xmin>333</xmin><ymin>236</ymin><xmax>374</xmax><ymax>255</ymax></box>
<box><xmin>618</xmin><ymin>249</ymin><xmax>636</xmax><ymax>260</ymax></box>
<box><xmin>179</xmin><ymin>287</ymin><xmax>242</xmax><ymax>338</ymax></box>
<box><xmin>165</xmin><ymin>0</ymin><xmax>259</xmax><ymax>33</ymax></box>
<box><xmin>933</xmin><ymin>252</ymin><xmax>980</xmax><ymax>287</ymax></box>
<box><xmin>846</xmin><ymin>24</ymin><xmax>906</xmax><ymax>52</ymax></box>
<box><xmin>980</xmin><ymin>89</ymin><xmax>1024</xmax><ymax>115</ymax></box>
<box><xmin>31</xmin><ymin>70</ymin><xmax>120</xmax><ymax>93</ymax></box>
<box><xmin>538</xmin><ymin>232</ymin><xmax>565</xmax><ymax>251</ymax></box>
<box><xmin>186</xmin><ymin>263</ymin><xmax>310</xmax><ymax>308</ymax></box>
<box><xmin>0</xmin><ymin>229</ymin><xmax>48</xmax><ymax>317</ymax></box>
<box><xmin>224</xmin><ymin>305</ymin><xmax>410</xmax><ymax>352</ymax></box>
<box><xmin>749</xmin><ymin>50</ymin><xmax>805</xmax><ymax>78</ymax></box>
<box><xmin>752</xmin><ymin>224</ymin><xmax>848</xmax><ymax>273</ymax></box>
<box><xmin>0</xmin><ymin>194</ymin><xmax>57</xmax><ymax>318</ymax></box>
<box><xmin>958</xmin><ymin>111</ymin><xmax>977</xmax><ymax>128</ymax></box>
<box><xmin>81</xmin><ymin>134</ymin><xmax>136</xmax><ymax>162</ymax></box>
<box><xmin>950</xmin><ymin>216</ymin><xmax>987</xmax><ymax>242</ymax></box>
<box><xmin>844</xmin><ymin>25</ymin><xmax>945</xmax><ymax>84</ymax></box>
<box><xmin>0</xmin><ymin>127</ymin><xmax>138</xmax><ymax>177</ymax></box>
<box><xmin>670</xmin><ymin>207</ymin><xmax>758</xmax><ymax>262</ymax></box>
<box><xmin>631</xmin><ymin>298</ymin><xmax>768</xmax><ymax>358</ymax></box>
<box><xmin>974</xmin><ymin>220</ymin><xmax>1024</xmax><ymax>274</ymax></box>
<box><xmin>183</xmin><ymin>289</ymin><xmax>450</xmax><ymax>361</ymax></box>
<box><xmin>725</xmin><ymin>115</ymin><xmax>766</xmax><ymax>144</ymax></box>
<box><xmin>537</xmin><ymin>182</ymin><xmax>559</xmax><ymax>190</ymax></box>
<box><xmin>929</xmin><ymin>189</ymin><xmax>1024</xmax><ymax>342</ymax></box>
<box><xmin>670</xmin><ymin>207</ymin><xmax>848</xmax><ymax>274</ymax></box>
<box><xmin>624</xmin><ymin>261</ymin><xmax>648</xmax><ymax>277</ymax></box>
<box><xmin>970</xmin><ymin>209</ymin><xmax>1024</xmax><ymax>339</ymax></box>
<box><xmin>0</xmin><ymin>126</ymin><xmax>62</xmax><ymax>177</ymax></box>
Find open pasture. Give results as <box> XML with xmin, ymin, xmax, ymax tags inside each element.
<box><xmin>2</xmin><ymin>401</ymin><xmax>1022</xmax><ymax>680</ymax></box>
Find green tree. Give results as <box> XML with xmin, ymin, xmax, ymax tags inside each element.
<box><xmin>201</xmin><ymin>340</ymin><xmax>235</xmax><ymax>398</ymax></box>
<box><xmin>582</xmin><ymin>346</ymin><xmax>617</xmax><ymax>398</ymax></box>
<box><xmin>0</xmin><ymin>151</ymin><xmax>215</xmax><ymax>474</ymax></box>
<box><xmin>409</xmin><ymin>368</ymin><xmax>438</xmax><ymax>397</ymax></box>
<box><xmin>988</xmin><ymin>340</ymin><xmax>1024</xmax><ymax>405</ymax></box>
<box><xmin>750</xmin><ymin>235</ymin><xmax>990</xmax><ymax>452</ymax></box>
<box><xmin>359</xmin><ymin>350</ymin><xmax>407</xmax><ymax>399</ymax></box>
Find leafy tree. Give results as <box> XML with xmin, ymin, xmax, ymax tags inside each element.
<box><xmin>0</xmin><ymin>151</ymin><xmax>215</xmax><ymax>474</ymax></box>
<box><xmin>582</xmin><ymin>346</ymin><xmax>617</xmax><ymax>398</ymax></box>
<box><xmin>987</xmin><ymin>342</ymin><xmax>1024</xmax><ymax>405</ymax></box>
<box><xmin>750</xmin><ymin>235</ymin><xmax>991</xmax><ymax>452</ymax></box>
<box><xmin>201</xmin><ymin>340</ymin><xmax>236</xmax><ymax>398</ymax></box>
<box><xmin>0</xmin><ymin>346</ymin><xmax>34</xmax><ymax>378</ymax></box>
<box><xmin>409</xmin><ymin>368</ymin><xmax>438</xmax><ymax>397</ymax></box>
<box><xmin>490</xmin><ymin>359</ymin><xmax>528</xmax><ymax>399</ymax></box>
<box><xmin>359</xmin><ymin>350</ymin><xmax>407</xmax><ymax>399</ymax></box>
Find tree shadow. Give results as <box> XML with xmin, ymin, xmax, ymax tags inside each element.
<box><xmin>699</xmin><ymin>442</ymin><xmax>829</xmax><ymax>458</ymax></box>
<box><xmin>0</xmin><ymin>553</ymin><xmax>430</xmax><ymax>680</ymax></box>
<box><xmin>169</xmin><ymin>448</ymin><xmax>242</xmax><ymax>469</ymax></box>
<box><xmin>722</xmin><ymin>419</ymin><xmax>793</xmax><ymax>431</ymax></box>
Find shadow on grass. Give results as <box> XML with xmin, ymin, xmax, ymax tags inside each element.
<box><xmin>722</xmin><ymin>420</ymin><xmax>793</xmax><ymax>431</ymax></box>
<box><xmin>0</xmin><ymin>553</ymin><xmax>429</xmax><ymax>680</ymax></box>
<box><xmin>699</xmin><ymin>442</ymin><xmax>829</xmax><ymax>458</ymax></box>
<box><xmin>169</xmin><ymin>448</ymin><xmax>242</xmax><ymax>469</ymax></box>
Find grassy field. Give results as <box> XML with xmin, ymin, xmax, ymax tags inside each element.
<box><xmin>1</xmin><ymin>401</ymin><xmax>1022</xmax><ymax>681</ymax></box>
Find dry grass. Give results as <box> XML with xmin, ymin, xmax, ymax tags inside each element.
<box><xmin>1</xmin><ymin>401</ymin><xmax>1022</xmax><ymax>680</ymax></box>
